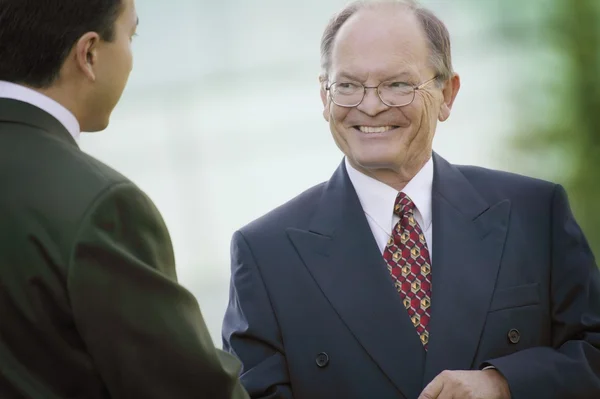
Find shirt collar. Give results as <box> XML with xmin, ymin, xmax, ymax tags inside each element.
<box><xmin>345</xmin><ymin>156</ymin><xmax>434</xmax><ymax>232</ymax></box>
<box><xmin>0</xmin><ymin>80</ymin><xmax>80</xmax><ymax>141</ymax></box>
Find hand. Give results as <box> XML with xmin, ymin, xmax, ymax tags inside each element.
<box><xmin>418</xmin><ymin>369</ymin><xmax>511</xmax><ymax>399</ymax></box>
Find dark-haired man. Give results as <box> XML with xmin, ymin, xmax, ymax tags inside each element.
<box><xmin>222</xmin><ymin>1</ymin><xmax>600</xmax><ymax>398</ymax></box>
<box><xmin>0</xmin><ymin>0</ymin><xmax>247</xmax><ymax>398</ymax></box>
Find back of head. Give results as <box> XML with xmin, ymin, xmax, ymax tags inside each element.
<box><xmin>0</xmin><ymin>0</ymin><xmax>136</xmax><ymax>132</ymax></box>
<box><xmin>0</xmin><ymin>0</ymin><xmax>122</xmax><ymax>88</ymax></box>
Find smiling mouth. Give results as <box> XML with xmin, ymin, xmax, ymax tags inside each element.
<box><xmin>353</xmin><ymin>126</ymin><xmax>399</xmax><ymax>133</ymax></box>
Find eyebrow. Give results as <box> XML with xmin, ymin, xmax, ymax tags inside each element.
<box><xmin>335</xmin><ymin>72</ymin><xmax>362</xmax><ymax>82</ymax></box>
<box><xmin>335</xmin><ymin>71</ymin><xmax>415</xmax><ymax>82</ymax></box>
<box><xmin>388</xmin><ymin>72</ymin><xmax>414</xmax><ymax>80</ymax></box>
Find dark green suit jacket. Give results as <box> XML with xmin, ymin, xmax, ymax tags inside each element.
<box><xmin>0</xmin><ymin>98</ymin><xmax>247</xmax><ymax>399</ymax></box>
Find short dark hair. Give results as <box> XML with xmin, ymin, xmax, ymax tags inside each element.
<box><xmin>320</xmin><ymin>0</ymin><xmax>453</xmax><ymax>83</ymax></box>
<box><xmin>0</xmin><ymin>0</ymin><xmax>123</xmax><ymax>88</ymax></box>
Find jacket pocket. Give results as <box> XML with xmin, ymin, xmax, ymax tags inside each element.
<box><xmin>488</xmin><ymin>283</ymin><xmax>540</xmax><ymax>312</ymax></box>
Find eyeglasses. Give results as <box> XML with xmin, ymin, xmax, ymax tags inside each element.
<box><xmin>325</xmin><ymin>76</ymin><xmax>438</xmax><ymax>108</ymax></box>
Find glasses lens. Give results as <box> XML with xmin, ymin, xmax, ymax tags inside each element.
<box><xmin>379</xmin><ymin>82</ymin><xmax>415</xmax><ymax>106</ymax></box>
<box><xmin>331</xmin><ymin>82</ymin><xmax>363</xmax><ymax>106</ymax></box>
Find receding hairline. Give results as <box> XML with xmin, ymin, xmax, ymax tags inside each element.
<box><xmin>332</xmin><ymin>3</ymin><xmax>426</xmax><ymax>61</ymax></box>
<box><xmin>356</xmin><ymin>0</ymin><xmax>418</xmax><ymax>15</ymax></box>
<box><xmin>320</xmin><ymin>0</ymin><xmax>453</xmax><ymax>83</ymax></box>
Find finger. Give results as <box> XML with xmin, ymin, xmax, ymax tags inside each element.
<box><xmin>418</xmin><ymin>377</ymin><xmax>445</xmax><ymax>399</ymax></box>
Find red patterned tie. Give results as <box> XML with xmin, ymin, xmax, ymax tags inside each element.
<box><xmin>383</xmin><ymin>192</ymin><xmax>432</xmax><ymax>349</ymax></box>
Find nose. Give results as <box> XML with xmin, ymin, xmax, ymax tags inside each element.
<box><xmin>356</xmin><ymin>87</ymin><xmax>389</xmax><ymax>116</ymax></box>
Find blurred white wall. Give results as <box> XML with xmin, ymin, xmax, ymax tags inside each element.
<box><xmin>80</xmin><ymin>0</ymin><xmax>517</xmax><ymax>343</ymax></box>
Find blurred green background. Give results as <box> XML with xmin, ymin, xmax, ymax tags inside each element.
<box><xmin>79</xmin><ymin>0</ymin><xmax>600</xmax><ymax>343</ymax></box>
<box><xmin>494</xmin><ymin>0</ymin><xmax>600</xmax><ymax>260</ymax></box>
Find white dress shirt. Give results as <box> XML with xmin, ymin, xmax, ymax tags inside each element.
<box><xmin>346</xmin><ymin>157</ymin><xmax>498</xmax><ymax>370</ymax></box>
<box><xmin>0</xmin><ymin>80</ymin><xmax>80</xmax><ymax>141</ymax></box>
<box><xmin>345</xmin><ymin>156</ymin><xmax>434</xmax><ymax>257</ymax></box>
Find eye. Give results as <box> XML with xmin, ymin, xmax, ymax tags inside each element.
<box><xmin>334</xmin><ymin>82</ymin><xmax>361</xmax><ymax>94</ymax></box>
<box><xmin>388</xmin><ymin>81</ymin><xmax>410</xmax><ymax>88</ymax></box>
<box><xmin>383</xmin><ymin>81</ymin><xmax>413</xmax><ymax>95</ymax></box>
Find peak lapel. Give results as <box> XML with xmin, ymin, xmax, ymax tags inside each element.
<box><xmin>423</xmin><ymin>154</ymin><xmax>510</xmax><ymax>386</ymax></box>
<box><xmin>287</xmin><ymin>161</ymin><xmax>425</xmax><ymax>399</ymax></box>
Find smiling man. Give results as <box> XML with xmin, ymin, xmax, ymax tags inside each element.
<box><xmin>222</xmin><ymin>1</ymin><xmax>600</xmax><ymax>398</ymax></box>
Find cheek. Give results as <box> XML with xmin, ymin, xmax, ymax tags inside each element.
<box><xmin>123</xmin><ymin>43</ymin><xmax>134</xmax><ymax>73</ymax></box>
<box><xmin>107</xmin><ymin>45</ymin><xmax>133</xmax><ymax>102</ymax></box>
<box><xmin>106</xmin><ymin>43</ymin><xmax>132</xmax><ymax>81</ymax></box>
<box><xmin>127</xmin><ymin>41</ymin><xmax>134</xmax><ymax>68</ymax></box>
<box><xmin>407</xmin><ymin>94</ymin><xmax>438</xmax><ymax>129</ymax></box>
<box><xmin>413</xmin><ymin>95</ymin><xmax>441</xmax><ymax>145</ymax></box>
<box><xmin>330</xmin><ymin>105</ymin><xmax>351</xmax><ymax>128</ymax></box>
<box><xmin>116</xmin><ymin>50</ymin><xmax>134</xmax><ymax>92</ymax></box>
<box><xmin>328</xmin><ymin>106</ymin><xmax>354</xmax><ymax>151</ymax></box>
<box><xmin>421</xmin><ymin>92</ymin><xmax>442</xmax><ymax>118</ymax></box>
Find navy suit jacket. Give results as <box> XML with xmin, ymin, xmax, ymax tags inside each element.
<box><xmin>222</xmin><ymin>153</ymin><xmax>600</xmax><ymax>399</ymax></box>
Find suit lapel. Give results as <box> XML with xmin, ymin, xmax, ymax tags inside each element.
<box><xmin>287</xmin><ymin>162</ymin><xmax>424</xmax><ymax>399</ymax></box>
<box><xmin>423</xmin><ymin>154</ymin><xmax>510</xmax><ymax>385</ymax></box>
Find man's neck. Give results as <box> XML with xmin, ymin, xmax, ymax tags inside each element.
<box><xmin>35</xmin><ymin>84</ymin><xmax>79</xmax><ymax>120</ymax></box>
<box><xmin>348</xmin><ymin>153</ymin><xmax>432</xmax><ymax>192</ymax></box>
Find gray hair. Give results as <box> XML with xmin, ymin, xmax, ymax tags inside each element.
<box><xmin>319</xmin><ymin>0</ymin><xmax>453</xmax><ymax>84</ymax></box>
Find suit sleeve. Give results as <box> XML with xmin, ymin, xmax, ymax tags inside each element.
<box><xmin>222</xmin><ymin>231</ymin><xmax>293</xmax><ymax>399</ymax></box>
<box><xmin>483</xmin><ymin>184</ymin><xmax>600</xmax><ymax>398</ymax></box>
<box><xmin>67</xmin><ymin>182</ymin><xmax>248</xmax><ymax>399</ymax></box>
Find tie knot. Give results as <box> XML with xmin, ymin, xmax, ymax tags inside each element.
<box><xmin>393</xmin><ymin>192</ymin><xmax>415</xmax><ymax>217</ymax></box>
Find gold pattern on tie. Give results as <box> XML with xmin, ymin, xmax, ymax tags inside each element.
<box><xmin>383</xmin><ymin>193</ymin><xmax>432</xmax><ymax>349</ymax></box>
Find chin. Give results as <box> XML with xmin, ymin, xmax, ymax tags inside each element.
<box><xmin>351</xmin><ymin>155</ymin><xmax>401</xmax><ymax>172</ymax></box>
<box><xmin>351</xmin><ymin>147</ymin><xmax>399</xmax><ymax>166</ymax></box>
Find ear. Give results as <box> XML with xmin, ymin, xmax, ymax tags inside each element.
<box><xmin>319</xmin><ymin>75</ymin><xmax>331</xmax><ymax>122</ymax></box>
<box><xmin>74</xmin><ymin>32</ymin><xmax>101</xmax><ymax>82</ymax></box>
<box><xmin>438</xmin><ymin>73</ymin><xmax>460</xmax><ymax>122</ymax></box>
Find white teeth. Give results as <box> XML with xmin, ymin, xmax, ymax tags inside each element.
<box><xmin>357</xmin><ymin>126</ymin><xmax>395</xmax><ymax>133</ymax></box>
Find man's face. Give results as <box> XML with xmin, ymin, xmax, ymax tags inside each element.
<box><xmin>321</xmin><ymin>6</ymin><xmax>458</xmax><ymax>177</ymax></box>
<box><xmin>85</xmin><ymin>0</ymin><xmax>137</xmax><ymax>131</ymax></box>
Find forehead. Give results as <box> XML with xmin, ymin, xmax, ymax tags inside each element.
<box><xmin>330</xmin><ymin>7</ymin><xmax>430</xmax><ymax>79</ymax></box>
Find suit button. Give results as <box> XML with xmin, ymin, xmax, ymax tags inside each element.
<box><xmin>316</xmin><ymin>352</ymin><xmax>329</xmax><ymax>368</ymax></box>
<box><xmin>508</xmin><ymin>329</ymin><xmax>520</xmax><ymax>344</ymax></box>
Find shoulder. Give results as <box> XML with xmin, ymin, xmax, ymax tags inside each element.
<box><xmin>0</xmin><ymin>127</ymin><xmax>156</xmax><ymax>262</ymax></box>
<box><xmin>237</xmin><ymin>181</ymin><xmax>327</xmax><ymax>239</ymax></box>
<box><xmin>455</xmin><ymin>164</ymin><xmax>558</xmax><ymax>203</ymax></box>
